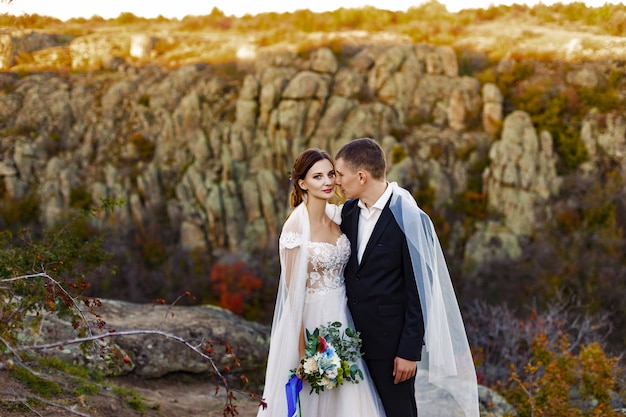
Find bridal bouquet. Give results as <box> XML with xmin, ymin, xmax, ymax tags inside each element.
<box><xmin>291</xmin><ymin>321</ymin><xmax>364</xmax><ymax>394</ymax></box>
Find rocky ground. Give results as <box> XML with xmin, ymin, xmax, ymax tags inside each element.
<box><xmin>110</xmin><ymin>373</ymin><xmax>262</xmax><ymax>417</ymax></box>
<box><xmin>0</xmin><ymin>370</ymin><xmax>262</xmax><ymax>417</ymax></box>
<box><xmin>0</xmin><ymin>297</ymin><xmax>268</xmax><ymax>417</ymax></box>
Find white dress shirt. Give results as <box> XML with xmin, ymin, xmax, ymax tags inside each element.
<box><xmin>357</xmin><ymin>182</ymin><xmax>393</xmax><ymax>263</ymax></box>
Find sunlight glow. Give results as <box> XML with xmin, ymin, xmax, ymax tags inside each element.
<box><xmin>0</xmin><ymin>0</ymin><xmax>619</xmax><ymax>20</ymax></box>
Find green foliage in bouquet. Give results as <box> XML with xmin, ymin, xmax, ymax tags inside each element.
<box><xmin>293</xmin><ymin>321</ymin><xmax>364</xmax><ymax>394</ymax></box>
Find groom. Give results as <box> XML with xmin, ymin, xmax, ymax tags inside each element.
<box><xmin>335</xmin><ymin>138</ymin><xmax>424</xmax><ymax>417</ymax></box>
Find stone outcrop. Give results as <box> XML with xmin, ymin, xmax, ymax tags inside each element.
<box><xmin>482</xmin><ymin>110</ymin><xmax>562</xmax><ymax>236</ymax></box>
<box><xmin>461</xmin><ymin>109</ymin><xmax>565</xmax><ymax>275</ymax></box>
<box><xmin>0</xmin><ymin>29</ymin><xmax>56</xmax><ymax>69</ymax></box>
<box><xmin>0</xmin><ymin>43</ymin><xmax>490</xmax><ymax>255</ymax></box>
<box><xmin>481</xmin><ymin>83</ymin><xmax>503</xmax><ymax>135</ymax></box>
<box><xmin>0</xmin><ymin>41</ymin><xmax>622</xmax><ymax>289</ymax></box>
<box><xmin>37</xmin><ymin>299</ymin><xmax>270</xmax><ymax>378</ymax></box>
<box><xmin>580</xmin><ymin>109</ymin><xmax>626</xmax><ymax>174</ymax></box>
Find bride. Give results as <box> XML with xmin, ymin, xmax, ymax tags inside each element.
<box><xmin>256</xmin><ymin>148</ymin><xmax>386</xmax><ymax>417</ymax></box>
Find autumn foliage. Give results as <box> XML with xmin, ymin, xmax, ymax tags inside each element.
<box><xmin>504</xmin><ymin>335</ymin><xmax>620</xmax><ymax>417</ymax></box>
<box><xmin>209</xmin><ymin>261</ymin><xmax>263</xmax><ymax>317</ymax></box>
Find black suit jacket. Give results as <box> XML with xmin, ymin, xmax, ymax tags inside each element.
<box><xmin>341</xmin><ymin>197</ymin><xmax>425</xmax><ymax>361</ymax></box>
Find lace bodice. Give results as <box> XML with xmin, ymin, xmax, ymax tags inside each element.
<box><xmin>306</xmin><ymin>234</ymin><xmax>350</xmax><ymax>295</ymax></box>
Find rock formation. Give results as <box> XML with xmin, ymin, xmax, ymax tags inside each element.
<box><xmin>0</xmin><ymin>38</ymin><xmax>624</xmax><ymax>296</ymax></box>
<box><xmin>37</xmin><ymin>298</ymin><xmax>270</xmax><ymax>378</ymax></box>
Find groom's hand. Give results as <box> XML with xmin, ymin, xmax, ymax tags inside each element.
<box><xmin>393</xmin><ymin>357</ymin><xmax>417</xmax><ymax>384</ymax></box>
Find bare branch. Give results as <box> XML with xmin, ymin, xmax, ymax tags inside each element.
<box><xmin>0</xmin><ymin>389</ymin><xmax>92</xmax><ymax>417</ymax></box>
<box><xmin>2</xmin><ymin>273</ymin><xmax>261</xmax><ymax>416</ymax></box>
<box><xmin>1</xmin><ymin>336</ymin><xmax>80</xmax><ymax>386</ymax></box>
<box><xmin>20</xmin><ymin>329</ymin><xmax>228</xmax><ymax>385</ymax></box>
<box><xmin>0</xmin><ymin>272</ymin><xmax>95</xmax><ymax>338</ymax></box>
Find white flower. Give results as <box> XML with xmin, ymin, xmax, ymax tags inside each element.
<box><xmin>322</xmin><ymin>377</ymin><xmax>337</xmax><ymax>390</ymax></box>
<box><xmin>303</xmin><ymin>357</ymin><xmax>318</xmax><ymax>374</ymax></box>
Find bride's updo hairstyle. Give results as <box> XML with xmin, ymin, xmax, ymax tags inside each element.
<box><xmin>289</xmin><ymin>148</ymin><xmax>332</xmax><ymax>208</ymax></box>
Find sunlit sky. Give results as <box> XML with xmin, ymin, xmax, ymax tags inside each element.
<box><xmin>0</xmin><ymin>0</ymin><xmax>619</xmax><ymax>20</ymax></box>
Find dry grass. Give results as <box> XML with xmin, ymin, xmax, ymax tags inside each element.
<box><xmin>2</xmin><ymin>4</ymin><xmax>626</xmax><ymax>71</ymax></box>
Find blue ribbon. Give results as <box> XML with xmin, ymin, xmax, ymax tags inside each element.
<box><xmin>285</xmin><ymin>374</ymin><xmax>302</xmax><ymax>417</ymax></box>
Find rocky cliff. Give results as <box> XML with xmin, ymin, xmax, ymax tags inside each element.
<box><xmin>1</xmin><ymin>35</ymin><xmax>625</xmax><ymax>298</ymax></box>
<box><xmin>2</xmin><ymin>20</ymin><xmax>626</xmax><ymax>417</ymax></box>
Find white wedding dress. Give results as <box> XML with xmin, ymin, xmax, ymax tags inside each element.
<box><xmin>257</xmin><ymin>203</ymin><xmax>385</xmax><ymax>417</ymax></box>
<box><xmin>299</xmin><ymin>234</ymin><xmax>385</xmax><ymax>416</ymax></box>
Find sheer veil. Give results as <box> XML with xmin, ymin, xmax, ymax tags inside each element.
<box><xmin>389</xmin><ymin>182</ymin><xmax>479</xmax><ymax>417</ymax></box>
<box><xmin>257</xmin><ymin>186</ymin><xmax>478</xmax><ymax>417</ymax></box>
<box><xmin>257</xmin><ymin>203</ymin><xmax>310</xmax><ymax>417</ymax></box>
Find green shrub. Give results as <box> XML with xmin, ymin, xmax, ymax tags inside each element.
<box><xmin>69</xmin><ymin>187</ymin><xmax>93</xmax><ymax>210</ymax></box>
<box><xmin>496</xmin><ymin>61</ymin><xmax>535</xmax><ymax>94</ymax></box>
<box><xmin>507</xmin><ymin>78</ymin><xmax>590</xmax><ymax>173</ymax></box>
<box><xmin>465</xmin><ymin>299</ymin><xmax>623</xmax><ymax>411</ymax></box>
<box><xmin>138</xmin><ymin>94</ymin><xmax>150</xmax><ymax>107</ymax></box>
<box><xmin>0</xmin><ymin>201</ymin><xmax>118</xmax><ymax>351</ymax></box>
<box><xmin>0</xmin><ymin>192</ymin><xmax>39</xmax><ymax>227</ymax></box>
<box><xmin>579</xmin><ymin>86</ymin><xmax>621</xmax><ymax>114</ymax></box>
<box><xmin>11</xmin><ymin>365</ymin><xmax>63</xmax><ymax>397</ymax></box>
<box><xmin>390</xmin><ymin>144</ymin><xmax>408</xmax><ymax>164</ymax></box>
<box><xmin>128</xmin><ymin>132</ymin><xmax>156</xmax><ymax>162</ymax></box>
<box><xmin>112</xmin><ymin>386</ymin><xmax>147</xmax><ymax>413</ymax></box>
<box><xmin>457</xmin><ymin>49</ymin><xmax>491</xmax><ymax>77</ymax></box>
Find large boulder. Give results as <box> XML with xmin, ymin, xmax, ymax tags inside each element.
<box><xmin>69</xmin><ymin>34</ymin><xmax>131</xmax><ymax>69</ymax></box>
<box><xmin>37</xmin><ymin>299</ymin><xmax>270</xmax><ymax>378</ymax></box>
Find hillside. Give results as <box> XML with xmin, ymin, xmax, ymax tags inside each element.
<box><xmin>2</xmin><ymin>2</ymin><xmax>626</xmax><ymax>71</ymax></box>
<box><xmin>1</xmin><ymin>3</ymin><xmax>626</xmax><ymax>417</ymax></box>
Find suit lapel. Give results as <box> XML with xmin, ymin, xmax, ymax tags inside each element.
<box><xmin>349</xmin><ymin>204</ymin><xmax>360</xmax><ymax>266</ymax></box>
<box><xmin>358</xmin><ymin>204</ymin><xmax>393</xmax><ymax>270</ymax></box>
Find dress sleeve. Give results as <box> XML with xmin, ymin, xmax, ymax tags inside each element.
<box><xmin>280</xmin><ymin>231</ymin><xmax>302</xmax><ymax>249</ymax></box>
<box><xmin>279</xmin><ymin>219</ymin><xmax>304</xmax><ymax>293</ymax></box>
